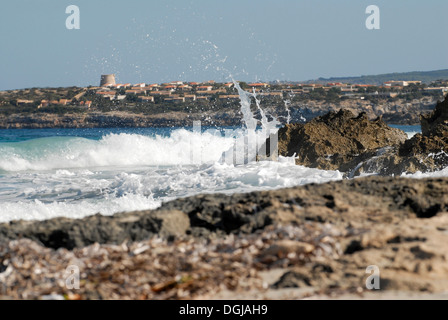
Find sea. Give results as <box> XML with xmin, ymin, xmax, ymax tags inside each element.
<box><xmin>0</xmin><ymin>123</ymin><xmax>434</xmax><ymax>223</ymax></box>
<box><xmin>0</xmin><ymin>85</ymin><xmax>443</xmax><ymax>223</ymax></box>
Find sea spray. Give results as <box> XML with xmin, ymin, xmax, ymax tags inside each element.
<box><xmin>284</xmin><ymin>99</ymin><xmax>292</xmax><ymax>125</ymax></box>
<box><xmin>222</xmin><ymin>80</ymin><xmax>280</xmax><ymax>164</ymax></box>
<box><xmin>284</xmin><ymin>90</ymin><xmax>305</xmax><ymax>124</ymax></box>
<box><xmin>252</xmin><ymin>87</ymin><xmax>280</xmax><ymax>132</ymax></box>
<box><xmin>232</xmin><ymin>80</ymin><xmax>257</xmax><ymax>131</ymax></box>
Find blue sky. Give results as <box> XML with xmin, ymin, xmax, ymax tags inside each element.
<box><xmin>0</xmin><ymin>0</ymin><xmax>447</xmax><ymax>90</ymax></box>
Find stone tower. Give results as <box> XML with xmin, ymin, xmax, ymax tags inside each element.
<box><xmin>100</xmin><ymin>74</ymin><xmax>116</xmax><ymax>86</ymax></box>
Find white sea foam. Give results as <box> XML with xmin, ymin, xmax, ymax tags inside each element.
<box><xmin>402</xmin><ymin>166</ymin><xmax>448</xmax><ymax>179</ymax></box>
<box><xmin>0</xmin><ymin>158</ymin><xmax>343</xmax><ymax>222</ymax></box>
<box><xmin>0</xmin><ymin>130</ymin><xmax>235</xmax><ymax>172</ymax></box>
<box><xmin>0</xmin><ymin>194</ymin><xmax>161</xmax><ymax>223</ymax></box>
<box><xmin>406</xmin><ymin>131</ymin><xmax>419</xmax><ymax>139</ymax></box>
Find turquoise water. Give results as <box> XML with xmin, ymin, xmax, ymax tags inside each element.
<box><xmin>389</xmin><ymin>124</ymin><xmax>421</xmax><ymax>138</ymax></box>
<box><xmin>0</xmin><ymin>124</ymin><xmax>421</xmax><ymax>143</ymax></box>
<box><xmin>0</xmin><ymin>127</ymin><xmax>236</xmax><ymax>143</ymax></box>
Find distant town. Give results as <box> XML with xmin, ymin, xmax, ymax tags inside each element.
<box><xmin>92</xmin><ymin>76</ymin><xmax>448</xmax><ymax>104</ymax></box>
<box><xmin>1</xmin><ymin>74</ymin><xmax>447</xmax><ymax>112</ymax></box>
<box><xmin>0</xmin><ymin>73</ymin><xmax>447</xmax><ymax>129</ymax></box>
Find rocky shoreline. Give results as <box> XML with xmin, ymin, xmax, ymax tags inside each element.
<box><xmin>1</xmin><ymin>176</ymin><xmax>448</xmax><ymax>299</ymax></box>
<box><xmin>0</xmin><ymin>111</ymin><xmax>242</xmax><ymax>129</ymax></box>
<box><xmin>0</xmin><ymin>96</ymin><xmax>439</xmax><ymax>129</ymax></box>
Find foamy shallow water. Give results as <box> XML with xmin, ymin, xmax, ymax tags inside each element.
<box><xmin>0</xmin><ymin>128</ymin><xmax>344</xmax><ymax>222</ymax></box>
<box><xmin>0</xmin><ymin>124</ymin><xmax>438</xmax><ymax>223</ymax></box>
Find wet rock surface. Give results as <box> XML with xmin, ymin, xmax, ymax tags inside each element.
<box><xmin>421</xmin><ymin>97</ymin><xmax>448</xmax><ymax>136</ymax></box>
<box><xmin>273</xmin><ymin>95</ymin><xmax>448</xmax><ymax>176</ymax></box>
<box><xmin>0</xmin><ymin>210</ymin><xmax>190</xmax><ymax>250</ymax></box>
<box><xmin>271</xmin><ymin>109</ymin><xmax>407</xmax><ymax>172</ymax></box>
<box><xmin>2</xmin><ymin>176</ymin><xmax>448</xmax><ymax>299</ymax></box>
<box><xmin>357</xmin><ymin>96</ymin><xmax>448</xmax><ymax>175</ymax></box>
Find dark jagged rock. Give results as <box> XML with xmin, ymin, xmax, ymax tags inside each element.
<box><xmin>401</xmin><ymin>96</ymin><xmax>448</xmax><ymax>168</ymax></box>
<box><xmin>421</xmin><ymin>96</ymin><xmax>448</xmax><ymax>136</ymax></box>
<box><xmin>269</xmin><ymin>109</ymin><xmax>407</xmax><ymax>171</ymax></box>
<box><xmin>355</xmin><ymin>96</ymin><xmax>448</xmax><ymax>175</ymax></box>
<box><xmin>269</xmin><ymin>96</ymin><xmax>448</xmax><ymax>176</ymax></box>
<box><xmin>0</xmin><ymin>210</ymin><xmax>189</xmax><ymax>249</ymax></box>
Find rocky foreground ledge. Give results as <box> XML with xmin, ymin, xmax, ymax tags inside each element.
<box><xmin>1</xmin><ymin>176</ymin><xmax>448</xmax><ymax>299</ymax></box>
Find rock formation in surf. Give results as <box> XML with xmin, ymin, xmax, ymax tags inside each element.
<box><xmin>264</xmin><ymin>109</ymin><xmax>407</xmax><ymax>172</ymax></box>
<box><xmin>356</xmin><ymin>95</ymin><xmax>448</xmax><ymax>175</ymax></box>
<box><xmin>269</xmin><ymin>95</ymin><xmax>448</xmax><ymax>176</ymax></box>
<box><xmin>421</xmin><ymin>96</ymin><xmax>448</xmax><ymax>135</ymax></box>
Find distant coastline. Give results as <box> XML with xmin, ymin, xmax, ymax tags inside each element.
<box><xmin>0</xmin><ymin>111</ymin><xmax>241</xmax><ymax>129</ymax></box>
<box><xmin>0</xmin><ymin>102</ymin><xmax>436</xmax><ymax>129</ymax></box>
<box><xmin>0</xmin><ymin>104</ymin><xmax>435</xmax><ymax>129</ymax></box>
<box><xmin>0</xmin><ymin>77</ymin><xmax>446</xmax><ymax>128</ymax></box>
